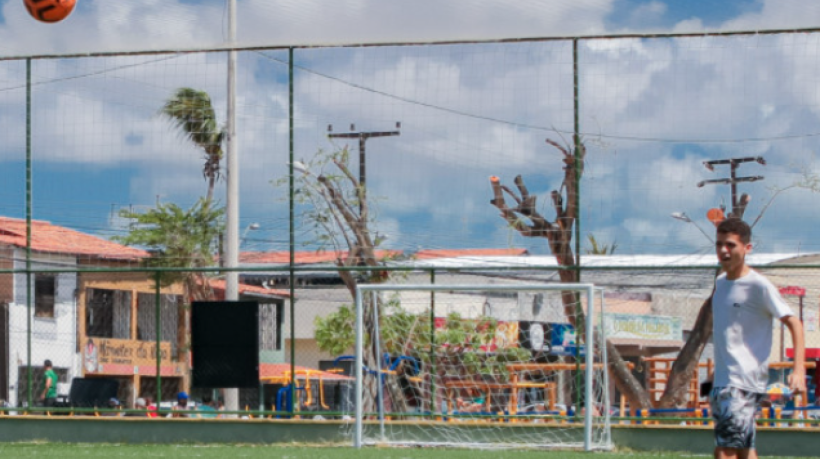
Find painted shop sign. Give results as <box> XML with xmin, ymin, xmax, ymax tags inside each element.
<box><xmin>81</xmin><ymin>337</ymin><xmax>179</xmax><ymax>376</ymax></box>
<box><xmin>604</xmin><ymin>313</ymin><xmax>682</xmax><ymax>341</ymax></box>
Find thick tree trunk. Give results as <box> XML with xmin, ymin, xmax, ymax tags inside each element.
<box><xmin>605</xmin><ymin>337</ymin><xmax>652</xmax><ymax>409</ymax></box>
<box><xmin>657</xmin><ymin>296</ymin><xmax>713</xmax><ymax>408</ymax></box>
<box><xmin>558</xmin><ymin>268</ymin><xmax>653</xmax><ymax>409</ymax></box>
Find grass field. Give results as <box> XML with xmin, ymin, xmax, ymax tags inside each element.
<box><xmin>0</xmin><ymin>444</ymin><xmax>816</xmax><ymax>459</ymax></box>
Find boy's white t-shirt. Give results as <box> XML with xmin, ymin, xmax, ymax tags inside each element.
<box><xmin>712</xmin><ymin>269</ymin><xmax>794</xmax><ymax>393</ymax></box>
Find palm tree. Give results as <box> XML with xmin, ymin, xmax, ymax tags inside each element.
<box><xmin>160</xmin><ymin>88</ymin><xmax>224</xmax><ymax>204</ymax></box>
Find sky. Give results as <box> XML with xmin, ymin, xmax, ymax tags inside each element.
<box><xmin>1</xmin><ymin>0</ymin><xmax>820</xmax><ymax>259</ymax></box>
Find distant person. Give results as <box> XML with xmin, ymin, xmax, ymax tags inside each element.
<box><xmin>144</xmin><ymin>396</ymin><xmax>159</xmax><ymax>418</ymax></box>
<box><xmin>40</xmin><ymin>359</ymin><xmax>58</xmax><ymax>408</ymax></box>
<box><xmin>171</xmin><ymin>391</ymin><xmax>190</xmax><ymax>418</ymax></box>
<box><xmin>708</xmin><ymin>219</ymin><xmax>805</xmax><ymax>459</ymax></box>
<box><xmin>456</xmin><ymin>388</ymin><xmax>486</xmax><ymax>413</ymax></box>
<box><xmin>124</xmin><ymin>398</ymin><xmax>149</xmax><ymax>417</ymax></box>
<box><xmin>198</xmin><ymin>395</ymin><xmax>218</xmax><ymax>419</ymax></box>
<box><xmin>102</xmin><ymin>398</ymin><xmax>122</xmax><ymax>417</ymax></box>
<box><xmin>216</xmin><ymin>398</ymin><xmax>225</xmax><ymax>419</ymax></box>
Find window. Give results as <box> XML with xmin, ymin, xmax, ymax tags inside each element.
<box><xmin>34</xmin><ymin>274</ymin><xmax>56</xmax><ymax>318</ymax></box>
<box><xmin>86</xmin><ymin>289</ymin><xmax>132</xmax><ymax>339</ymax></box>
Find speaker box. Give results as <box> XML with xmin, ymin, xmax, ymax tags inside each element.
<box><xmin>192</xmin><ymin>301</ymin><xmax>259</xmax><ymax>388</ymax></box>
<box><xmin>68</xmin><ymin>377</ymin><xmax>119</xmax><ymax>408</ymax></box>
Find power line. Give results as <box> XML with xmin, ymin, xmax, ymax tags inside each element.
<box><xmin>256</xmin><ymin>51</ymin><xmax>820</xmax><ymax>145</ymax></box>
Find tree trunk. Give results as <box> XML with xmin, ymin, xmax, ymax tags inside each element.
<box><xmin>338</xmin><ymin>268</ymin><xmax>381</xmax><ymax>415</ymax></box>
<box><xmin>656</xmin><ymin>296</ymin><xmax>713</xmax><ymax>408</ymax></box>
<box><xmin>604</xmin><ymin>337</ymin><xmax>652</xmax><ymax>409</ymax></box>
<box><xmin>555</xmin><ymin>258</ymin><xmax>653</xmax><ymax>409</ymax></box>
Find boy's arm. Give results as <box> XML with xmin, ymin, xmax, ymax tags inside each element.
<box><xmin>41</xmin><ymin>376</ymin><xmax>52</xmax><ymax>399</ymax></box>
<box><xmin>781</xmin><ymin>315</ymin><xmax>806</xmax><ymax>394</ymax></box>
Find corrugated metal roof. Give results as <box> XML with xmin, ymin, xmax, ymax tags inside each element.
<box><xmin>388</xmin><ymin>253</ymin><xmax>805</xmax><ymax>269</ymax></box>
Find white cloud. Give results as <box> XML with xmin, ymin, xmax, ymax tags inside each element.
<box><xmin>2</xmin><ymin>2</ymin><xmax>820</xmax><ymax>256</ymax></box>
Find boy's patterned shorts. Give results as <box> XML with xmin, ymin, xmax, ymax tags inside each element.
<box><xmin>709</xmin><ymin>386</ymin><xmax>764</xmax><ymax>449</ymax></box>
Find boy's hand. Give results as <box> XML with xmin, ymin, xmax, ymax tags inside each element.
<box><xmin>788</xmin><ymin>367</ymin><xmax>806</xmax><ymax>394</ymax></box>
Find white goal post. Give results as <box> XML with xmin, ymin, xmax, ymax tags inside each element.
<box><xmin>353</xmin><ymin>283</ymin><xmax>610</xmax><ymax>451</ymax></box>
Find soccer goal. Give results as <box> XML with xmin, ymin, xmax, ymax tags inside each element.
<box><xmin>351</xmin><ymin>283</ymin><xmax>611</xmax><ymax>451</ymax></box>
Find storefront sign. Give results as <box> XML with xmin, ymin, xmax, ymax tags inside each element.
<box><xmin>779</xmin><ymin>286</ymin><xmax>806</xmax><ymax>297</ymax></box>
<box><xmin>604</xmin><ymin>313</ymin><xmax>682</xmax><ymax>341</ymax></box>
<box><xmin>82</xmin><ymin>337</ymin><xmax>179</xmax><ymax>376</ymax></box>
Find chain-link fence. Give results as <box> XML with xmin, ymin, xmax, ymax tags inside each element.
<box><xmin>1</xmin><ymin>31</ymin><xmax>820</xmax><ymax>427</ymax></box>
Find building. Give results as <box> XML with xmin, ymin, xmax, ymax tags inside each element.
<box><xmin>0</xmin><ymin>217</ymin><xmax>289</xmax><ymax>408</ymax></box>
<box><xmin>239</xmin><ymin>248</ymin><xmax>819</xmax><ymax>405</ymax></box>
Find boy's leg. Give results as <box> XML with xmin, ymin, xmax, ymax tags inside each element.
<box><xmin>714</xmin><ymin>447</ymin><xmax>757</xmax><ymax>459</ymax></box>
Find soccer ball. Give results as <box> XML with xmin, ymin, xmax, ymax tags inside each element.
<box><xmin>23</xmin><ymin>0</ymin><xmax>76</xmax><ymax>23</ymax></box>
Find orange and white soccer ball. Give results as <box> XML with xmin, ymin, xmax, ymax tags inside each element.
<box><xmin>24</xmin><ymin>0</ymin><xmax>76</xmax><ymax>23</ymax></box>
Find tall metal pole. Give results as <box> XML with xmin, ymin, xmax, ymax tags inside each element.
<box><xmin>428</xmin><ymin>270</ymin><xmax>436</xmax><ymax>418</ymax></box>
<box><xmin>359</xmin><ymin>137</ymin><xmax>366</xmax><ymax>214</ymax></box>
<box><xmin>288</xmin><ymin>47</ymin><xmax>297</xmax><ymax>417</ymax></box>
<box><xmin>599</xmin><ymin>288</ymin><xmax>611</xmax><ymax>449</ymax></box>
<box><xmin>354</xmin><ymin>287</ymin><xmax>364</xmax><ymax>448</ymax></box>
<box><xmin>572</xmin><ymin>38</ymin><xmax>583</xmax><ymax>422</ymax></box>
<box><xmin>154</xmin><ymin>271</ymin><xmax>162</xmax><ymax>409</ymax></box>
<box><xmin>372</xmin><ymin>290</ymin><xmax>385</xmax><ymax>440</ymax></box>
<box><xmin>573</xmin><ymin>38</ymin><xmax>582</xmax><ymax>269</ymax></box>
<box><xmin>223</xmin><ymin>0</ymin><xmax>240</xmax><ymax>414</ymax></box>
<box><xmin>25</xmin><ymin>58</ymin><xmax>33</xmax><ymax>411</ymax></box>
<box><xmin>584</xmin><ymin>286</ymin><xmax>594</xmax><ymax>451</ymax></box>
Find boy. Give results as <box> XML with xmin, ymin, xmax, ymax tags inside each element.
<box><xmin>710</xmin><ymin>218</ymin><xmax>805</xmax><ymax>459</ymax></box>
<box><xmin>40</xmin><ymin>359</ymin><xmax>58</xmax><ymax>408</ymax></box>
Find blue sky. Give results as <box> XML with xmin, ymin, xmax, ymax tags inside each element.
<box><xmin>1</xmin><ymin>0</ymin><xmax>820</xmax><ymax>258</ymax></box>
<box><xmin>606</xmin><ymin>0</ymin><xmax>762</xmax><ymax>29</ymax></box>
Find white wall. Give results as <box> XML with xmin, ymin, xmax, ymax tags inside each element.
<box><xmin>8</xmin><ymin>250</ymin><xmax>78</xmax><ymax>407</ymax></box>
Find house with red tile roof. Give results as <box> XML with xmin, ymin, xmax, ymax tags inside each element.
<box><xmin>0</xmin><ymin>217</ymin><xmax>289</xmax><ymax>409</ymax></box>
<box><xmin>0</xmin><ymin>217</ymin><xmax>150</xmax><ymax>408</ymax></box>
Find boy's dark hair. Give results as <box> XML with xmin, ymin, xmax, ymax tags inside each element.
<box><xmin>44</xmin><ymin>359</ymin><xmax>52</xmax><ymax>368</ymax></box>
<box><xmin>716</xmin><ymin>218</ymin><xmax>751</xmax><ymax>244</ymax></box>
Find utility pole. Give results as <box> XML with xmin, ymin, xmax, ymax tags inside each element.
<box><xmin>328</xmin><ymin>123</ymin><xmax>401</xmax><ymax>213</ymax></box>
<box><xmin>223</xmin><ymin>0</ymin><xmax>240</xmax><ymax>416</ymax></box>
<box><xmin>698</xmin><ymin>156</ymin><xmax>766</xmax><ymax>219</ymax></box>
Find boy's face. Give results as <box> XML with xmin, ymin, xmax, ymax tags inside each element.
<box><xmin>715</xmin><ymin>231</ymin><xmax>751</xmax><ymax>271</ymax></box>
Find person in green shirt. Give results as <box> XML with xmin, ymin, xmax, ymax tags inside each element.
<box><xmin>41</xmin><ymin>359</ymin><xmax>58</xmax><ymax>408</ymax></box>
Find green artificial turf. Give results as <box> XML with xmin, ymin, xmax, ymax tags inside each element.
<box><xmin>0</xmin><ymin>444</ymin><xmax>815</xmax><ymax>459</ymax></box>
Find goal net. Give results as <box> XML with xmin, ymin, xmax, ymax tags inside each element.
<box><xmin>351</xmin><ymin>283</ymin><xmax>611</xmax><ymax>450</ymax></box>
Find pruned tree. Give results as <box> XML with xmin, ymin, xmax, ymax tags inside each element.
<box><xmin>489</xmin><ymin>136</ymin><xmax>652</xmax><ymax>409</ymax></box>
